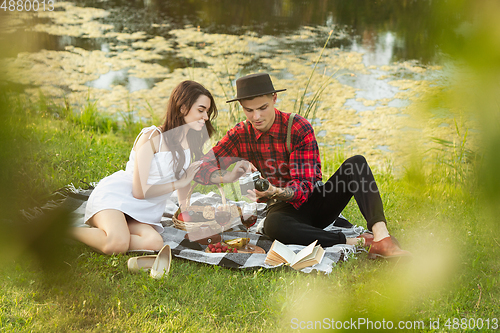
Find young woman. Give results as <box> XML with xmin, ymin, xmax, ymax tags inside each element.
<box><xmin>72</xmin><ymin>81</ymin><xmax>218</xmax><ymax>254</ymax></box>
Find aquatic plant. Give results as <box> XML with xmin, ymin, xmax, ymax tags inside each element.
<box><xmin>117</xmin><ymin>98</ymin><xmax>146</xmax><ymax>138</ymax></box>
<box><xmin>211</xmin><ymin>57</ymin><xmax>242</xmax><ymax>124</ymax></box>
<box><xmin>293</xmin><ymin>30</ymin><xmax>335</xmax><ymax>119</ymax></box>
<box><xmin>76</xmin><ymin>92</ymin><xmax>118</xmax><ymax>134</ymax></box>
<box><xmin>1</xmin><ymin>8</ymin><xmax>447</xmax><ymax>168</ymax></box>
<box><xmin>429</xmin><ymin>118</ymin><xmax>478</xmax><ymax>187</ymax></box>
<box><xmin>144</xmin><ymin>99</ymin><xmax>162</xmax><ymax>125</ymax></box>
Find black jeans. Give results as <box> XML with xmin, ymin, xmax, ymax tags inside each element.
<box><xmin>263</xmin><ymin>155</ymin><xmax>386</xmax><ymax>247</ymax></box>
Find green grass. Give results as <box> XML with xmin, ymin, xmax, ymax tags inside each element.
<box><xmin>1</xmin><ymin>93</ymin><xmax>498</xmax><ymax>332</ymax></box>
<box><xmin>2</xmin><ymin>94</ymin><xmax>130</xmax><ymax>207</ymax></box>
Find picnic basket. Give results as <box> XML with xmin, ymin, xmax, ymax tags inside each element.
<box><xmin>172</xmin><ymin>184</ymin><xmax>239</xmax><ymax>232</ymax></box>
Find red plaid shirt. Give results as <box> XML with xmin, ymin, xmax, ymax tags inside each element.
<box><xmin>195</xmin><ymin>109</ymin><xmax>322</xmax><ymax>209</ymax></box>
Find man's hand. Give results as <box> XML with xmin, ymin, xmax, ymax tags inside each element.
<box><xmin>249</xmin><ymin>184</ymin><xmax>275</xmax><ymax>202</ymax></box>
<box><xmin>245</xmin><ymin>184</ymin><xmax>295</xmax><ymax>202</ymax></box>
<box><xmin>210</xmin><ymin>160</ymin><xmax>257</xmax><ymax>184</ymax></box>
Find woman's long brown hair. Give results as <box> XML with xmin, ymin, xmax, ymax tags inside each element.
<box><xmin>160</xmin><ymin>81</ymin><xmax>218</xmax><ymax>180</ymax></box>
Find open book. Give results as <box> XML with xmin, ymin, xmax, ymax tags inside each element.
<box><xmin>264</xmin><ymin>239</ymin><xmax>325</xmax><ymax>270</ymax></box>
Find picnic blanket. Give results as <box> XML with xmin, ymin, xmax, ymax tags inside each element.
<box><xmin>22</xmin><ymin>184</ymin><xmax>366</xmax><ymax>274</ymax></box>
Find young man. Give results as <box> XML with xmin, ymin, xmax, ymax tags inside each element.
<box><xmin>195</xmin><ymin>73</ymin><xmax>410</xmax><ymax>258</ymax></box>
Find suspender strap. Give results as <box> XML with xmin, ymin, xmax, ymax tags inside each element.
<box><xmin>286</xmin><ymin>113</ymin><xmax>296</xmax><ymax>154</ymax></box>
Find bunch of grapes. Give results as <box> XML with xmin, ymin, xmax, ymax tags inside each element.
<box><xmin>208</xmin><ymin>242</ymin><xmax>238</xmax><ymax>253</ymax></box>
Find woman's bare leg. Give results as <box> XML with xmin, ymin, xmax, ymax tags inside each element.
<box><xmin>71</xmin><ymin>209</ymin><xmax>130</xmax><ymax>254</ymax></box>
<box><xmin>127</xmin><ymin>220</ymin><xmax>164</xmax><ymax>251</ymax></box>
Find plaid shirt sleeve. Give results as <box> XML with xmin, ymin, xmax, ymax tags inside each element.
<box><xmin>286</xmin><ymin>116</ymin><xmax>322</xmax><ymax>209</ymax></box>
<box><xmin>194</xmin><ymin>113</ymin><xmax>321</xmax><ymax>209</ymax></box>
<box><xmin>194</xmin><ymin>123</ymin><xmax>244</xmax><ymax>185</ymax></box>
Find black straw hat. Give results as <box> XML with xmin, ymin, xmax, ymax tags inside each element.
<box><xmin>226</xmin><ymin>73</ymin><xmax>286</xmax><ymax>103</ymax></box>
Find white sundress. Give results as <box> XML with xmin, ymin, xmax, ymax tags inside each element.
<box><xmin>84</xmin><ymin>125</ymin><xmax>190</xmax><ymax>233</ymax></box>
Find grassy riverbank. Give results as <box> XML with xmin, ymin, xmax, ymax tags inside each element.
<box><xmin>0</xmin><ymin>94</ymin><xmax>498</xmax><ymax>332</ymax></box>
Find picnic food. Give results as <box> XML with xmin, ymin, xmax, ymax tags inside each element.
<box><xmin>225</xmin><ymin>237</ymin><xmax>250</xmax><ymax>249</ymax></box>
<box><xmin>203</xmin><ymin>206</ymin><xmax>215</xmax><ymax>219</ymax></box>
<box><xmin>177</xmin><ymin>207</ymin><xmax>216</xmax><ymax>222</ymax></box>
<box><xmin>173</xmin><ymin>184</ymin><xmax>240</xmax><ymax>231</ymax></box>
<box><xmin>208</xmin><ymin>242</ymin><xmax>238</xmax><ymax>253</ymax></box>
<box><xmin>177</xmin><ymin>211</ymin><xmax>191</xmax><ymax>222</ymax></box>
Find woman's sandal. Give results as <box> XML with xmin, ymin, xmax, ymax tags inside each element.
<box><xmin>150</xmin><ymin>244</ymin><xmax>172</xmax><ymax>279</ymax></box>
<box><xmin>127</xmin><ymin>255</ymin><xmax>157</xmax><ymax>273</ymax></box>
<box><xmin>127</xmin><ymin>244</ymin><xmax>172</xmax><ymax>279</ymax></box>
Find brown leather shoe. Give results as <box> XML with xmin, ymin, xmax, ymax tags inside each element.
<box><xmin>356</xmin><ymin>233</ymin><xmax>374</xmax><ymax>247</ymax></box>
<box><xmin>368</xmin><ymin>236</ymin><xmax>411</xmax><ymax>259</ymax></box>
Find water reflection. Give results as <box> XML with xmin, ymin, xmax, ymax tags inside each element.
<box><xmin>376</xmin><ymin>145</ymin><xmax>392</xmax><ymax>152</ymax></box>
<box><xmin>340</xmin><ymin>71</ymin><xmax>401</xmax><ymax>111</ymax></box>
<box><xmin>0</xmin><ymin>31</ymin><xmax>101</xmax><ymax>57</ymax></box>
<box><xmin>70</xmin><ymin>0</ymin><xmax>463</xmax><ymax>64</ymax></box>
<box><xmin>2</xmin><ymin>0</ymin><xmax>468</xmax><ymax>167</ymax></box>
<box><xmin>387</xmin><ymin>99</ymin><xmax>410</xmax><ymax>108</ymax></box>
<box><xmin>85</xmin><ymin>69</ymin><xmax>156</xmax><ymax>92</ymax></box>
<box><xmin>351</xmin><ymin>32</ymin><xmax>396</xmax><ymax>67</ymax></box>
<box><xmin>316</xmin><ymin>130</ymin><xmax>327</xmax><ymax>137</ymax></box>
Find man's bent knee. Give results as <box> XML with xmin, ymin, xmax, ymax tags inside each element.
<box><xmin>263</xmin><ymin>215</ymin><xmax>287</xmax><ymax>240</ymax></box>
<box><xmin>345</xmin><ymin>154</ymin><xmax>367</xmax><ymax>166</ymax></box>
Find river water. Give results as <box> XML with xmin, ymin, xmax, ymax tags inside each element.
<box><xmin>0</xmin><ymin>0</ymin><xmax>475</xmax><ymax>169</ymax></box>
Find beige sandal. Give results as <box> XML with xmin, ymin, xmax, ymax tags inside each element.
<box><xmin>127</xmin><ymin>255</ymin><xmax>157</xmax><ymax>273</ymax></box>
<box><xmin>150</xmin><ymin>244</ymin><xmax>171</xmax><ymax>279</ymax></box>
<box><xmin>127</xmin><ymin>244</ymin><xmax>172</xmax><ymax>279</ymax></box>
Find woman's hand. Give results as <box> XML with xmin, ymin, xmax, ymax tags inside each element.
<box><xmin>177</xmin><ymin>161</ymin><xmax>203</xmax><ymax>188</ymax></box>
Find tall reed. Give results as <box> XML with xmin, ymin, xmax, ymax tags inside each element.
<box><xmin>429</xmin><ymin>118</ymin><xmax>478</xmax><ymax>187</ymax></box>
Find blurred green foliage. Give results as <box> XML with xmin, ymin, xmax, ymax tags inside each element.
<box><xmin>433</xmin><ymin>0</ymin><xmax>500</xmax><ymax>219</ymax></box>
<box><xmin>1</xmin><ymin>0</ymin><xmax>500</xmax><ymax>330</ymax></box>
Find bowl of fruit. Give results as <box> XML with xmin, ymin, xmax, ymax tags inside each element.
<box><xmin>206</xmin><ymin>241</ymin><xmax>240</xmax><ymax>254</ymax></box>
<box><xmin>204</xmin><ymin>237</ymin><xmax>265</xmax><ymax>254</ymax></box>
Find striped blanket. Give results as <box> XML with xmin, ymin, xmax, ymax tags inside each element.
<box><xmin>22</xmin><ymin>184</ymin><xmax>365</xmax><ymax>274</ymax></box>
